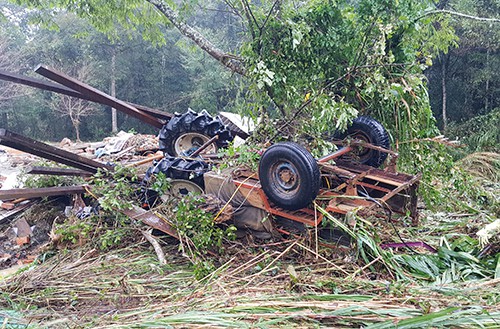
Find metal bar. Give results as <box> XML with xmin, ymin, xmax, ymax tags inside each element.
<box><xmin>190</xmin><ymin>135</ymin><xmax>219</xmax><ymax>157</ymax></box>
<box><xmin>336</xmin><ymin>160</ymin><xmax>414</xmax><ymax>184</ymax></box>
<box><xmin>317</xmin><ymin>146</ymin><xmax>353</xmax><ymax>163</ymax></box>
<box><xmin>0</xmin><ymin>129</ymin><xmax>111</xmax><ymax>173</ymax></box>
<box><xmin>130</xmin><ymin>103</ymin><xmax>173</xmax><ymax>121</ymax></box>
<box><xmin>0</xmin><ymin>185</ymin><xmax>88</xmax><ymax>201</ymax></box>
<box><xmin>0</xmin><ymin>69</ymin><xmax>85</xmax><ymax>98</ymax></box>
<box><xmin>35</xmin><ymin>65</ymin><xmax>165</xmax><ymax>129</ymax></box>
<box><xmin>378</xmin><ymin>173</ymin><xmax>421</xmax><ymax>204</ymax></box>
<box><xmin>26</xmin><ymin>166</ymin><xmax>93</xmax><ymax>177</ymax></box>
<box><xmin>0</xmin><ymin>69</ymin><xmax>173</xmax><ymax>122</ymax></box>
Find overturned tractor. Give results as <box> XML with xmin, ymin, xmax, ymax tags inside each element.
<box><xmin>0</xmin><ymin>66</ymin><xmax>420</xmax><ymax>242</ymax></box>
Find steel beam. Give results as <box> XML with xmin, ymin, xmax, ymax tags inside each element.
<box><xmin>0</xmin><ymin>69</ymin><xmax>173</xmax><ymax>122</ymax></box>
<box><xmin>0</xmin><ymin>185</ymin><xmax>88</xmax><ymax>201</ymax></box>
<box><xmin>26</xmin><ymin>166</ymin><xmax>93</xmax><ymax>177</ymax></box>
<box><xmin>35</xmin><ymin>65</ymin><xmax>165</xmax><ymax>128</ymax></box>
<box><xmin>0</xmin><ymin>129</ymin><xmax>111</xmax><ymax>173</ymax></box>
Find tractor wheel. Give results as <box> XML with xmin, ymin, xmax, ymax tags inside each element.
<box><xmin>335</xmin><ymin>116</ymin><xmax>390</xmax><ymax>168</ymax></box>
<box><xmin>259</xmin><ymin>142</ymin><xmax>321</xmax><ymax>210</ymax></box>
<box><xmin>141</xmin><ymin>156</ymin><xmax>209</xmax><ymax>208</ymax></box>
<box><xmin>158</xmin><ymin>109</ymin><xmax>233</xmax><ymax>156</ymax></box>
<box><xmin>169</xmin><ymin>179</ymin><xmax>204</xmax><ymax>198</ymax></box>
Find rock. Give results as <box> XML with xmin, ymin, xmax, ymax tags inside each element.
<box><xmin>15</xmin><ymin>218</ymin><xmax>32</xmax><ymax>237</ymax></box>
<box><xmin>59</xmin><ymin>137</ymin><xmax>72</xmax><ymax>148</ymax></box>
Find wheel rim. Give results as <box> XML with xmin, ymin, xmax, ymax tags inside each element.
<box><xmin>349</xmin><ymin>129</ymin><xmax>372</xmax><ymax>161</ymax></box>
<box><xmin>174</xmin><ymin>132</ymin><xmax>217</xmax><ymax>156</ymax></box>
<box><xmin>169</xmin><ymin>179</ymin><xmax>203</xmax><ymax>197</ymax></box>
<box><xmin>269</xmin><ymin>160</ymin><xmax>300</xmax><ymax>195</ymax></box>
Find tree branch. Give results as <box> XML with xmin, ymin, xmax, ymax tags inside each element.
<box><xmin>417</xmin><ymin>9</ymin><xmax>500</xmax><ymax>23</ymax></box>
<box><xmin>241</xmin><ymin>0</ymin><xmax>260</xmax><ymax>37</ymax></box>
<box><xmin>260</xmin><ymin>0</ymin><xmax>281</xmax><ymax>34</ymax></box>
<box><xmin>146</xmin><ymin>0</ymin><xmax>246</xmax><ymax>75</ymax></box>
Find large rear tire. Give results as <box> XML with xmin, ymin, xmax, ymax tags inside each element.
<box><xmin>158</xmin><ymin>109</ymin><xmax>233</xmax><ymax>156</ymax></box>
<box><xmin>141</xmin><ymin>156</ymin><xmax>209</xmax><ymax>208</ymax></box>
<box><xmin>259</xmin><ymin>142</ymin><xmax>321</xmax><ymax>210</ymax></box>
<box><xmin>335</xmin><ymin>116</ymin><xmax>390</xmax><ymax>168</ymax></box>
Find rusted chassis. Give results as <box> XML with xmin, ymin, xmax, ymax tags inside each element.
<box><xmin>0</xmin><ymin>66</ymin><xmax>420</xmax><ymax>237</ymax></box>
<box><xmin>208</xmin><ymin>144</ymin><xmax>420</xmax><ymax>230</ymax></box>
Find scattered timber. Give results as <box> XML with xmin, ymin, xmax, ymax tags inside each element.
<box><xmin>0</xmin><ymin>201</ymin><xmax>36</xmax><ymax>225</ymax></box>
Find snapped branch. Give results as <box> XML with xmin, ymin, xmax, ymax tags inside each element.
<box><xmin>146</xmin><ymin>0</ymin><xmax>246</xmax><ymax>75</ymax></box>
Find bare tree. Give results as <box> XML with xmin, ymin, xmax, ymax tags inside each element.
<box><xmin>0</xmin><ymin>36</ymin><xmax>28</xmax><ymax>104</ymax></box>
<box><xmin>48</xmin><ymin>63</ymin><xmax>98</xmax><ymax>141</ymax></box>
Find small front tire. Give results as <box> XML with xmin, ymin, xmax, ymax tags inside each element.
<box><xmin>259</xmin><ymin>142</ymin><xmax>320</xmax><ymax>210</ymax></box>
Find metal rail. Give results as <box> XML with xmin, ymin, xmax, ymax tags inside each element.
<box><xmin>0</xmin><ymin>185</ymin><xmax>88</xmax><ymax>201</ymax></box>
<box><xmin>35</xmin><ymin>65</ymin><xmax>165</xmax><ymax>129</ymax></box>
<box><xmin>0</xmin><ymin>129</ymin><xmax>112</xmax><ymax>173</ymax></box>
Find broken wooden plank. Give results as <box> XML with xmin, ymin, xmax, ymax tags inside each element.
<box><xmin>0</xmin><ymin>129</ymin><xmax>112</xmax><ymax>173</ymax></box>
<box><xmin>26</xmin><ymin>166</ymin><xmax>93</xmax><ymax>177</ymax></box>
<box><xmin>0</xmin><ymin>185</ymin><xmax>88</xmax><ymax>201</ymax></box>
<box><xmin>122</xmin><ymin>206</ymin><xmax>178</xmax><ymax>239</ymax></box>
<box><xmin>35</xmin><ymin>65</ymin><xmax>165</xmax><ymax>129</ymax></box>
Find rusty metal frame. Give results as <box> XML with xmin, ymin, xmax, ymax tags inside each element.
<box><xmin>231</xmin><ymin>142</ymin><xmax>420</xmax><ymax>228</ymax></box>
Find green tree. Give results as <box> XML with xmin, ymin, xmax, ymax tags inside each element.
<box><xmin>427</xmin><ymin>0</ymin><xmax>500</xmax><ymax>130</ymax></box>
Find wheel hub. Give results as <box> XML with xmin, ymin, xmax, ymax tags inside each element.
<box><xmin>174</xmin><ymin>132</ymin><xmax>217</xmax><ymax>156</ymax></box>
<box><xmin>169</xmin><ymin>179</ymin><xmax>203</xmax><ymax>197</ymax></box>
<box><xmin>274</xmin><ymin>162</ymin><xmax>299</xmax><ymax>191</ymax></box>
<box><xmin>350</xmin><ymin>130</ymin><xmax>371</xmax><ymax>158</ymax></box>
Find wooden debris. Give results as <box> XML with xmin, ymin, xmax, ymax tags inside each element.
<box><xmin>0</xmin><ymin>201</ymin><xmax>36</xmax><ymax>225</ymax></box>
<box><xmin>122</xmin><ymin>206</ymin><xmax>178</xmax><ymax>239</ymax></box>
<box><xmin>142</xmin><ymin>230</ymin><xmax>167</xmax><ymax>265</ymax></box>
<box><xmin>126</xmin><ymin>153</ymin><xmax>164</xmax><ymax>168</ymax></box>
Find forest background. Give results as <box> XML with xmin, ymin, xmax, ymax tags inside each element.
<box><xmin>0</xmin><ymin>0</ymin><xmax>498</xmax><ymax>155</ymax></box>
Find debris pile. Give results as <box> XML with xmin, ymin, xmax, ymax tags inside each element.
<box><xmin>0</xmin><ymin>131</ymin><xmax>159</xmax><ymax>271</ymax></box>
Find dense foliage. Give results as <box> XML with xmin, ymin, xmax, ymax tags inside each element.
<box><xmin>243</xmin><ymin>0</ymin><xmax>455</xmax><ymax>137</ymax></box>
